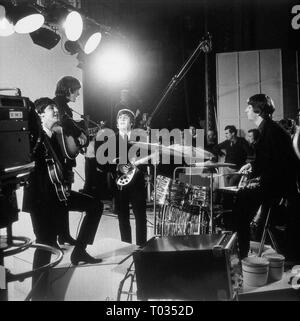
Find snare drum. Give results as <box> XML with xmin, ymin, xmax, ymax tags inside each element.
<box><xmin>191</xmin><ymin>185</ymin><xmax>210</xmax><ymax>207</ymax></box>
<box><xmin>153</xmin><ymin>175</ymin><xmax>172</xmax><ymax>205</ymax></box>
<box><xmin>169</xmin><ymin>180</ymin><xmax>190</xmax><ymax>207</ymax></box>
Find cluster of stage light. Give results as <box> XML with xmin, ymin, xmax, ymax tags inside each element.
<box><xmin>0</xmin><ymin>0</ymin><xmax>104</xmax><ymax>54</ymax></box>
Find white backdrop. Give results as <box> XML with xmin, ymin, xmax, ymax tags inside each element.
<box><xmin>0</xmin><ymin>32</ymin><xmax>85</xmax><ymax>192</ymax></box>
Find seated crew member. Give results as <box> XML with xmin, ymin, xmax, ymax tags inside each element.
<box><xmin>23</xmin><ymin>98</ymin><xmax>103</xmax><ymax>299</ymax></box>
<box><xmin>205</xmin><ymin>129</ymin><xmax>218</xmax><ymax>162</ymax></box>
<box><xmin>53</xmin><ymin>76</ymin><xmax>86</xmax><ymax>246</ymax></box>
<box><xmin>98</xmin><ymin>109</ymin><xmax>147</xmax><ymax>246</ymax></box>
<box><xmin>214</xmin><ymin>125</ymin><xmax>251</xmax><ymax>186</ymax></box>
<box><xmin>246</xmin><ymin>128</ymin><xmax>260</xmax><ymax>162</ymax></box>
<box><xmin>233</xmin><ymin>94</ymin><xmax>298</xmax><ymax>259</ymax></box>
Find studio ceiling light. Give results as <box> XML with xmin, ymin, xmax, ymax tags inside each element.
<box><xmin>30</xmin><ymin>27</ymin><xmax>61</xmax><ymax>49</ymax></box>
<box><xmin>10</xmin><ymin>4</ymin><xmax>44</xmax><ymax>34</ymax></box>
<box><xmin>79</xmin><ymin>27</ymin><xmax>102</xmax><ymax>54</ymax></box>
<box><xmin>64</xmin><ymin>10</ymin><xmax>83</xmax><ymax>41</ymax></box>
<box><xmin>0</xmin><ymin>4</ymin><xmax>14</xmax><ymax>37</ymax></box>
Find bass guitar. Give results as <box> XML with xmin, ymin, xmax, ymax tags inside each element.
<box><xmin>43</xmin><ymin>135</ymin><xmax>69</xmax><ymax>202</ymax></box>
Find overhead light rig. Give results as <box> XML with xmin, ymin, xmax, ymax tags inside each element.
<box><xmin>0</xmin><ymin>0</ymin><xmax>114</xmax><ymax>54</ymax></box>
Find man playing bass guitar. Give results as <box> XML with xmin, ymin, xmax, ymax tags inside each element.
<box><xmin>22</xmin><ymin>98</ymin><xmax>103</xmax><ymax>300</ymax></box>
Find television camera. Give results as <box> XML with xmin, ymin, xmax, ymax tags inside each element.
<box><xmin>0</xmin><ymin>88</ymin><xmax>37</xmax><ymax>230</ymax></box>
<box><xmin>0</xmin><ymin>89</ymin><xmax>65</xmax><ymax>301</ymax></box>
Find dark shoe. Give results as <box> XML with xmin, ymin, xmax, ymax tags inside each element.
<box><xmin>70</xmin><ymin>249</ymin><xmax>102</xmax><ymax>265</ymax></box>
<box><xmin>58</xmin><ymin>235</ymin><xmax>77</xmax><ymax>246</ymax></box>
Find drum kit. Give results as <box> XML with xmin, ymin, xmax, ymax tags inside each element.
<box><xmin>130</xmin><ymin>141</ymin><xmax>236</xmax><ymax>236</ymax></box>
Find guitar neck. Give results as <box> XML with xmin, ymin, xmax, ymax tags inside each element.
<box><xmin>88</xmin><ymin>125</ymin><xmax>103</xmax><ymax>136</ymax></box>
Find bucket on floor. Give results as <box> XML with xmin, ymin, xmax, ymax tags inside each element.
<box><xmin>242</xmin><ymin>257</ymin><xmax>269</xmax><ymax>287</ymax></box>
<box><xmin>263</xmin><ymin>253</ymin><xmax>285</xmax><ymax>281</ymax></box>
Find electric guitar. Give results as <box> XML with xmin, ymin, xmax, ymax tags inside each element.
<box><xmin>43</xmin><ymin>135</ymin><xmax>69</xmax><ymax>202</ymax></box>
<box><xmin>53</xmin><ymin>120</ymin><xmax>105</xmax><ymax>159</ymax></box>
<box><xmin>116</xmin><ymin>152</ymin><xmax>157</xmax><ymax>187</ymax></box>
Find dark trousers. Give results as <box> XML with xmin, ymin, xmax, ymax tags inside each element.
<box><xmin>114</xmin><ymin>184</ymin><xmax>147</xmax><ymax>246</ymax></box>
<box><xmin>58</xmin><ymin>180</ymin><xmax>73</xmax><ymax>240</ymax></box>
<box><xmin>232</xmin><ymin>186</ymin><xmax>282</xmax><ymax>259</ymax></box>
<box><xmin>83</xmin><ymin>157</ymin><xmax>99</xmax><ymax>197</ymax></box>
<box><xmin>83</xmin><ymin>157</ymin><xmax>111</xmax><ymax>200</ymax></box>
<box><xmin>30</xmin><ymin>191</ymin><xmax>103</xmax><ymax>299</ymax></box>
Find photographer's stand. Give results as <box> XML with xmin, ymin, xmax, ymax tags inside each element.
<box><xmin>0</xmin><ymin>164</ymin><xmax>62</xmax><ymax>301</ymax></box>
<box><xmin>0</xmin><ymin>224</ymin><xmax>63</xmax><ymax>301</ymax></box>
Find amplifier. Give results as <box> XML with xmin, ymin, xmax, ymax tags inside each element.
<box><xmin>0</xmin><ymin>95</ymin><xmax>31</xmax><ymax>170</ymax></box>
<box><xmin>133</xmin><ymin>232</ymin><xmax>239</xmax><ymax>301</ymax></box>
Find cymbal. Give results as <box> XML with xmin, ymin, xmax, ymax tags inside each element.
<box><xmin>129</xmin><ymin>141</ymin><xmax>183</xmax><ymax>158</ymax></box>
<box><xmin>129</xmin><ymin>141</ymin><xmax>213</xmax><ymax>159</ymax></box>
<box><xmin>170</xmin><ymin>144</ymin><xmax>214</xmax><ymax>160</ymax></box>
<box><xmin>193</xmin><ymin>161</ymin><xmax>236</xmax><ymax>168</ymax></box>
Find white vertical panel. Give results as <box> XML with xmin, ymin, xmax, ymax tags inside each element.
<box><xmin>0</xmin><ymin>33</ymin><xmax>84</xmax><ymax>191</ymax></box>
<box><xmin>260</xmin><ymin>49</ymin><xmax>283</xmax><ymax>121</ymax></box>
<box><xmin>217</xmin><ymin>48</ymin><xmax>284</xmax><ymax>141</ymax></box>
<box><xmin>238</xmin><ymin>50</ymin><xmax>260</xmax><ymax>136</ymax></box>
<box><xmin>216</xmin><ymin>52</ymin><xmax>239</xmax><ymax>141</ymax></box>
<box><xmin>0</xmin><ymin>33</ymin><xmax>83</xmax><ymax>115</ymax></box>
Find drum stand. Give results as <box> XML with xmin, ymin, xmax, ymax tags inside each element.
<box><xmin>208</xmin><ymin>168</ymin><xmax>215</xmax><ymax>234</ymax></box>
<box><xmin>173</xmin><ymin>165</ymin><xmax>215</xmax><ymax>234</ymax></box>
<box><xmin>153</xmin><ymin>162</ymin><xmax>158</xmax><ymax>236</ymax></box>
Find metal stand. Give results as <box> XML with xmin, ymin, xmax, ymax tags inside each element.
<box><xmin>0</xmin><ymin>231</ymin><xmax>63</xmax><ymax>301</ymax></box>
<box><xmin>117</xmin><ymin>256</ymin><xmax>136</xmax><ymax>301</ymax></box>
<box><xmin>153</xmin><ymin>163</ymin><xmax>158</xmax><ymax>236</ymax></box>
<box><xmin>208</xmin><ymin>168</ymin><xmax>214</xmax><ymax>234</ymax></box>
<box><xmin>258</xmin><ymin>206</ymin><xmax>279</xmax><ymax>257</ymax></box>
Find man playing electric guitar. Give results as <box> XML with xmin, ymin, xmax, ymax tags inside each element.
<box><xmin>105</xmin><ymin>109</ymin><xmax>147</xmax><ymax>246</ymax></box>
<box><xmin>22</xmin><ymin>98</ymin><xmax>103</xmax><ymax>300</ymax></box>
<box><xmin>53</xmin><ymin>76</ymin><xmax>86</xmax><ymax>246</ymax></box>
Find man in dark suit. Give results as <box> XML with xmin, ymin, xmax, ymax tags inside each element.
<box><xmin>214</xmin><ymin>125</ymin><xmax>251</xmax><ymax>186</ymax></box>
<box><xmin>23</xmin><ymin>98</ymin><xmax>103</xmax><ymax>299</ymax></box>
<box><xmin>53</xmin><ymin>76</ymin><xmax>86</xmax><ymax>246</ymax></box>
<box><xmin>100</xmin><ymin>109</ymin><xmax>147</xmax><ymax>246</ymax></box>
<box><xmin>234</xmin><ymin>94</ymin><xmax>298</xmax><ymax>259</ymax></box>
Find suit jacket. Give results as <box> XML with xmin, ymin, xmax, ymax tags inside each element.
<box><xmin>252</xmin><ymin>118</ymin><xmax>298</xmax><ymax>197</ymax></box>
<box><xmin>214</xmin><ymin>137</ymin><xmax>251</xmax><ymax>169</ymax></box>
<box><xmin>22</xmin><ymin>131</ymin><xmax>67</xmax><ymax>212</ymax></box>
<box><xmin>53</xmin><ymin>95</ymin><xmax>82</xmax><ymax>171</ymax></box>
<box><xmin>95</xmin><ymin>131</ymin><xmax>146</xmax><ymax>193</ymax></box>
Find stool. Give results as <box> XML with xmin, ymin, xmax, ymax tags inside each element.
<box><xmin>257</xmin><ymin>198</ymin><xmax>284</xmax><ymax>257</ymax></box>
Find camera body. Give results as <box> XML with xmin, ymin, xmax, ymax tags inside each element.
<box><xmin>0</xmin><ymin>94</ymin><xmax>36</xmax><ymax>228</ymax></box>
<box><xmin>0</xmin><ymin>95</ymin><xmax>31</xmax><ymax>171</ymax></box>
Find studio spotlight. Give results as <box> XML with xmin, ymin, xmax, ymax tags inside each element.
<box><xmin>64</xmin><ymin>11</ymin><xmax>83</xmax><ymax>41</ymax></box>
<box><xmin>79</xmin><ymin>27</ymin><xmax>102</xmax><ymax>54</ymax></box>
<box><xmin>30</xmin><ymin>27</ymin><xmax>61</xmax><ymax>50</ymax></box>
<box><xmin>0</xmin><ymin>5</ymin><xmax>14</xmax><ymax>37</ymax></box>
<box><xmin>7</xmin><ymin>3</ymin><xmax>44</xmax><ymax>34</ymax></box>
<box><xmin>64</xmin><ymin>40</ymin><xmax>82</xmax><ymax>55</ymax></box>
